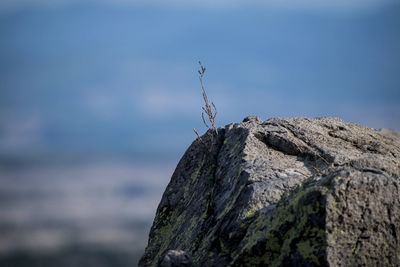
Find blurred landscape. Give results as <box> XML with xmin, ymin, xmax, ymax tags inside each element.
<box><xmin>0</xmin><ymin>161</ymin><xmax>174</xmax><ymax>266</ymax></box>
<box><xmin>0</xmin><ymin>0</ymin><xmax>399</xmax><ymax>266</ymax></box>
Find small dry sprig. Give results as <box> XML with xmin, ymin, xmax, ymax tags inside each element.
<box><xmin>193</xmin><ymin>61</ymin><xmax>218</xmax><ymax>153</ymax></box>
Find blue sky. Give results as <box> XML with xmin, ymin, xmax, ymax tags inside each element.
<box><xmin>0</xmin><ymin>0</ymin><xmax>399</xmax><ymax>163</ymax></box>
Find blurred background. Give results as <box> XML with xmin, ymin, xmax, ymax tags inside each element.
<box><xmin>0</xmin><ymin>0</ymin><xmax>399</xmax><ymax>266</ymax></box>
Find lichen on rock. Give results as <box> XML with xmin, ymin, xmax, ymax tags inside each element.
<box><xmin>139</xmin><ymin>117</ymin><xmax>400</xmax><ymax>267</ymax></box>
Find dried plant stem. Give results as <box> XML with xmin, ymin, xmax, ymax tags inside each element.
<box><xmin>198</xmin><ymin>65</ymin><xmax>218</xmax><ymax>136</ymax></box>
<box><xmin>311</xmin><ymin>165</ymin><xmax>322</xmax><ymax>175</ymax></box>
<box><xmin>193</xmin><ymin>61</ymin><xmax>218</xmax><ymax>153</ymax></box>
<box><xmin>318</xmin><ymin>154</ymin><xmax>330</xmax><ymax>166</ymax></box>
<box><xmin>193</xmin><ymin>128</ymin><xmax>212</xmax><ymax>153</ymax></box>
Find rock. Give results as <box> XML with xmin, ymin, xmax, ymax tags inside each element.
<box><xmin>242</xmin><ymin>116</ymin><xmax>262</xmax><ymax>123</ymax></box>
<box><xmin>160</xmin><ymin>250</ymin><xmax>193</xmax><ymax>267</ymax></box>
<box><xmin>139</xmin><ymin>117</ymin><xmax>400</xmax><ymax>267</ymax></box>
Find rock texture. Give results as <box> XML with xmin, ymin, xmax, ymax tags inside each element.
<box><xmin>139</xmin><ymin>117</ymin><xmax>400</xmax><ymax>266</ymax></box>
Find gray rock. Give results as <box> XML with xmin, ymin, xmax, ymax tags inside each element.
<box><xmin>242</xmin><ymin>116</ymin><xmax>262</xmax><ymax>124</ymax></box>
<box><xmin>139</xmin><ymin>117</ymin><xmax>400</xmax><ymax>267</ymax></box>
<box><xmin>160</xmin><ymin>250</ymin><xmax>192</xmax><ymax>267</ymax></box>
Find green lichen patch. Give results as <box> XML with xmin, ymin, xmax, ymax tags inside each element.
<box><xmin>184</xmin><ymin>155</ymin><xmax>206</xmax><ymax>199</ymax></box>
<box><xmin>141</xmin><ymin>154</ymin><xmax>218</xmax><ymax>266</ymax></box>
<box><xmin>147</xmin><ymin>199</ymin><xmax>214</xmax><ymax>266</ymax></box>
<box><xmin>230</xmin><ymin>141</ymin><xmax>241</xmax><ymax>156</ymax></box>
<box><xmin>223</xmin><ymin>135</ymin><xmax>231</xmax><ymax>145</ymax></box>
<box><xmin>217</xmin><ymin>183</ymin><xmax>246</xmax><ymax>221</ymax></box>
<box><xmin>244</xmin><ymin>204</ymin><xmax>258</xmax><ymax>218</ymax></box>
<box><xmin>296</xmin><ymin>239</ymin><xmax>321</xmax><ymax>265</ymax></box>
<box><xmin>231</xmin><ymin>185</ymin><xmax>328</xmax><ymax>266</ymax></box>
<box><xmin>228</xmin><ymin>165</ymin><xmax>243</xmax><ymax>185</ymax></box>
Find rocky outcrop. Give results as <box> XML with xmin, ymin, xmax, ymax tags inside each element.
<box><xmin>139</xmin><ymin>117</ymin><xmax>400</xmax><ymax>266</ymax></box>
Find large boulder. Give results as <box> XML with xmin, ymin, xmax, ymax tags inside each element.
<box><xmin>139</xmin><ymin>117</ymin><xmax>400</xmax><ymax>266</ymax></box>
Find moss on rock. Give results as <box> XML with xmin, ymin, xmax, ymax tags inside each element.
<box><xmin>139</xmin><ymin>117</ymin><xmax>400</xmax><ymax>267</ymax></box>
<box><xmin>231</xmin><ymin>186</ymin><xmax>328</xmax><ymax>266</ymax></box>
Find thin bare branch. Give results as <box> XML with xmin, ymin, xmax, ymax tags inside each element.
<box><xmin>311</xmin><ymin>165</ymin><xmax>321</xmax><ymax>175</ymax></box>
<box><xmin>201</xmin><ymin>112</ymin><xmax>210</xmax><ymax>129</ymax></box>
<box><xmin>194</xmin><ymin>61</ymin><xmax>218</xmax><ymax>153</ymax></box>
<box><xmin>193</xmin><ymin>128</ymin><xmax>212</xmax><ymax>153</ymax></box>
<box><xmin>198</xmin><ymin>61</ymin><xmax>218</xmax><ymax>136</ymax></box>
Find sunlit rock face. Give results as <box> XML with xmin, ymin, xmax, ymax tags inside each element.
<box><xmin>139</xmin><ymin>116</ymin><xmax>400</xmax><ymax>267</ymax></box>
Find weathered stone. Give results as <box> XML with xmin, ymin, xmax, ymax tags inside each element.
<box><xmin>160</xmin><ymin>250</ymin><xmax>193</xmax><ymax>267</ymax></box>
<box><xmin>139</xmin><ymin>117</ymin><xmax>400</xmax><ymax>267</ymax></box>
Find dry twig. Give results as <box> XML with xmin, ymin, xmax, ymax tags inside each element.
<box><xmin>193</xmin><ymin>61</ymin><xmax>218</xmax><ymax>153</ymax></box>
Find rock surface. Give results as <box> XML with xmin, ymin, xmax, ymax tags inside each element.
<box><xmin>139</xmin><ymin>117</ymin><xmax>400</xmax><ymax>266</ymax></box>
<box><xmin>160</xmin><ymin>250</ymin><xmax>192</xmax><ymax>267</ymax></box>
